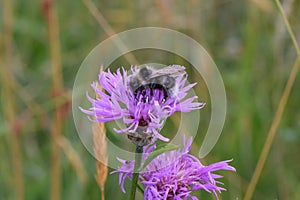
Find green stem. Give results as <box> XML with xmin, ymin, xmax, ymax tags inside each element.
<box><xmin>129</xmin><ymin>145</ymin><xmax>143</xmax><ymax>200</ymax></box>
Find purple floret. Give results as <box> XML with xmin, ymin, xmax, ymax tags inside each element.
<box><xmin>112</xmin><ymin>136</ymin><xmax>236</xmax><ymax>200</ymax></box>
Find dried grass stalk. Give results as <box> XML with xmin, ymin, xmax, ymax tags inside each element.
<box><xmin>57</xmin><ymin>136</ymin><xmax>88</xmax><ymax>184</ymax></box>
<box><xmin>2</xmin><ymin>0</ymin><xmax>24</xmax><ymax>199</ymax></box>
<box><xmin>42</xmin><ymin>0</ymin><xmax>64</xmax><ymax>199</ymax></box>
<box><xmin>82</xmin><ymin>0</ymin><xmax>138</xmax><ymax>65</ymax></box>
<box><xmin>93</xmin><ymin>82</ymin><xmax>108</xmax><ymax>200</ymax></box>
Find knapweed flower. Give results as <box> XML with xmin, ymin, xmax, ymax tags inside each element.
<box><xmin>112</xmin><ymin>137</ymin><xmax>236</xmax><ymax>200</ymax></box>
<box><xmin>80</xmin><ymin>65</ymin><xmax>205</xmax><ymax>146</ymax></box>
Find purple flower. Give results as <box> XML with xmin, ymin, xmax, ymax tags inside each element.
<box><xmin>112</xmin><ymin>137</ymin><xmax>236</xmax><ymax>200</ymax></box>
<box><xmin>80</xmin><ymin>65</ymin><xmax>205</xmax><ymax>145</ymax></box>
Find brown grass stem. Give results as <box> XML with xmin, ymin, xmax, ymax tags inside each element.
<box><xmin>93</xmin><ymin>122</ymin><xmax>108</xmax><ymax>200</ymax></box>
<box><xmin>42</xmin><ymin>0</ymin><xmax>64</xmax><ymax>200</ymax></box>
<box><xmin>274</xmin><ymin>0</ymin><xmax>300</xmax><ymax>55</ymax></box>
<box><xmin>82</xmin><ymin>0</ymin><xmax>139</xmax><ymax>65</ymax></box>
<box><xmin>1</xmin><ymin>0</ymin><xmax>24</xmax><ymax>199</ymax></box>
<box><xmin>154</xmin><ymin>0</ymin><xmax>171</xmax><ymax>26</ymax></box>
<box><xmin>244</xmin><ymin>57</ymin><xmax>300</xmax><ymax>200</ymax></box>
<box><xmin>93</xmin><ymin>80</ymin><xmax>108</xmax><ymax>200</ymax></box>
<box><xmin>244</xmin><ymin>0</ymin><xmax>300</xmax><ymax>198</ymax></box>
<box><xmin>0</xmin><ymin>65</ymin><xmax>49</xmax><ymax>120</ymax></box>
<box><xmin>57</xmin><ymin>136</ymin><xmax>89</xmax><ymax>184</ymax></box>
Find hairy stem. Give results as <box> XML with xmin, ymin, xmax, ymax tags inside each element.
<box><xmin>130</xmin><ymin>145</ymin><xmax>143</xmax><ymax>200</ymax></box>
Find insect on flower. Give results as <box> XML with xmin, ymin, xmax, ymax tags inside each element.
<box><xmin>129</xmin><ymin>65</ymin><xmax>185</xmax><ymax>98</ymax></box>
<box><xmin>80</xmin><ymin>65</ymin><xmax>205</xmax><ymax>146</ymax></box>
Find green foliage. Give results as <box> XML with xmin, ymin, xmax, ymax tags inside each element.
<box><xmin>1</xmin><ymin>0</ymin><xmax>300</xmax><ymax>199</ymax></box>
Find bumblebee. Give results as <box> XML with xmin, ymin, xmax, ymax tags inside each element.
<box><xmin>129</xmin><ymin>65</ymin><xmax>185</xmax><ymax>100</ymax></box>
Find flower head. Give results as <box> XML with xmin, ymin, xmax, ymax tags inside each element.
<box><xmin>112</xmin><ymin>136</ymin><xmax>236</xmax><ymax>200</ymax></box>
<box><xmin>80</xmin><ymin>65</ymin><xmax>205</xmax><ymax>145</ymax></box>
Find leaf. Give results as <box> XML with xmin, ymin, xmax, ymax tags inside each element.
<box><xmin>137</xmin><ymin>182</ymin><xmax>144</xmax><ymax>193</ymax></box>
<box><xmin>139</xmin><ymin>144</ymin><xmax>179</xmax><ymax>171</ymax></box>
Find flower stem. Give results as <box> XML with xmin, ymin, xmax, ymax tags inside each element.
<box><xmin>129</xmin><ymin>145</ymin><xmax>143</xmax><ymax>200</ymax></box>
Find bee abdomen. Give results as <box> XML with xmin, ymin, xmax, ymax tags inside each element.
<box><xmin>134</xmin><ymin>83</ymin><xmax>169</xmax><ymax>102</ymax></box>
<box><xmin>158</xmin><ymin>75</ymin><xmax>175</xmax><ymax>89</ymax></box>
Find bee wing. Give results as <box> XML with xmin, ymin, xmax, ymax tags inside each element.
<box><xmin>149</xmin><ymin>65</ymin><xmax>186</xmax><ymax>78</ymax></box>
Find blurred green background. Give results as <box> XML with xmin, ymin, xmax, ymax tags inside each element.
<box><xmin>1</xmin><ymin>0</ymin><xmax>300</xmax><ymax>199</ymax></box>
